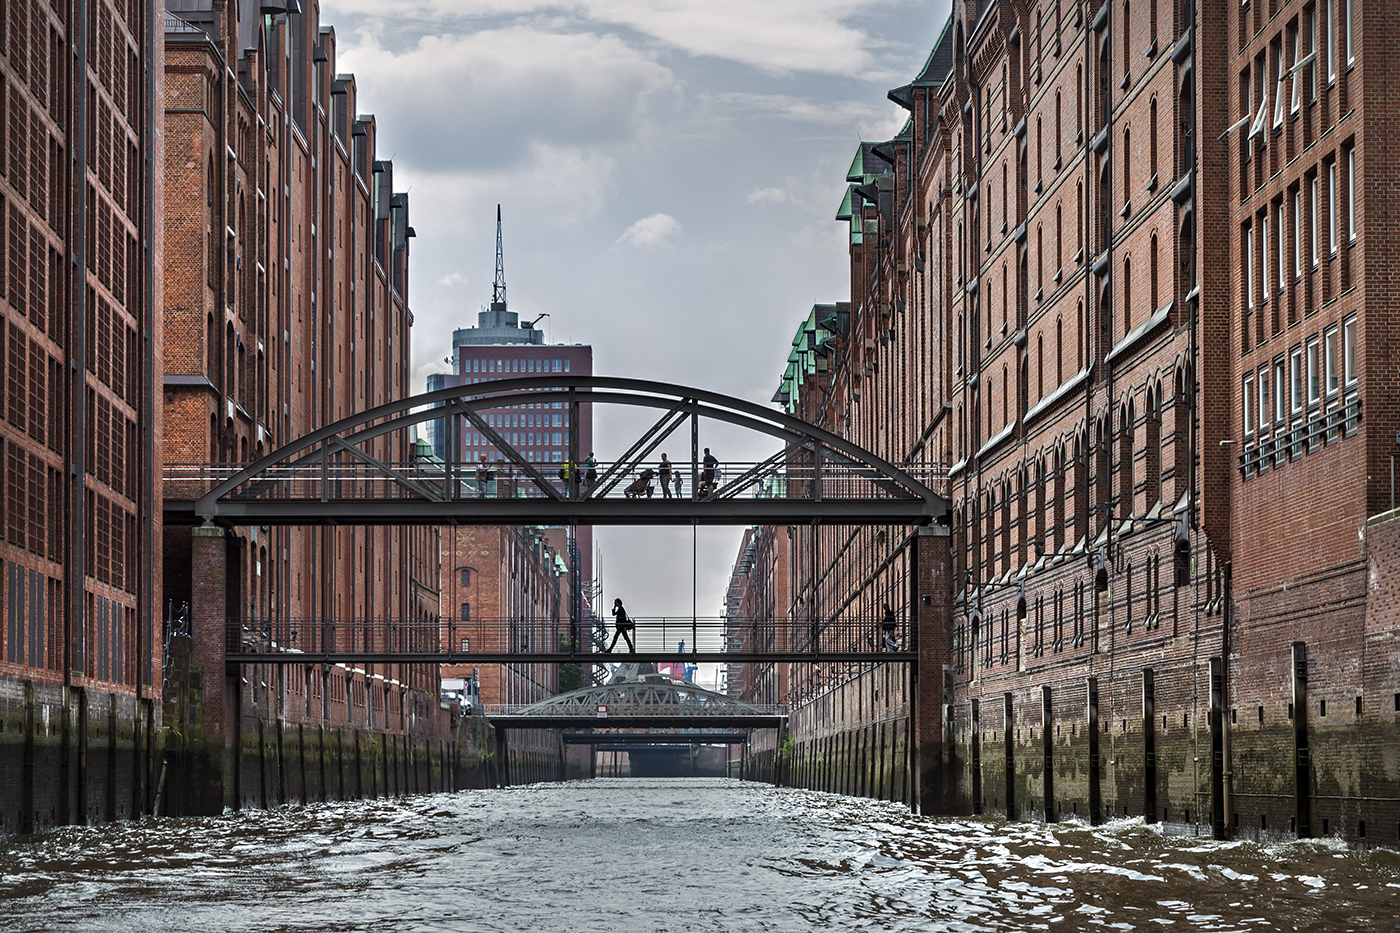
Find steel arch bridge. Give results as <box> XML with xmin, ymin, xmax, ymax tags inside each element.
<box><xmin>489</xmin><ymin>666</ymin><xmax>786</xmax><ymax>730</ymax></box>
<box><xmin>163</xmin><ymin>376</ymin><xmax>948</xmax><ymax>527</ymax></box>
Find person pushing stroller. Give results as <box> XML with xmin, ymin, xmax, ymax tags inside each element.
<box><xmin>624</xmin><ymin>468</ymin><xmax>656</xmax><ymax>498</ymax></box>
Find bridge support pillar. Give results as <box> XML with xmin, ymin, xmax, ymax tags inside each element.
<box><xmin>187</xmin><ymin>525</ymin><xmax>236</xmax><ymax>815</ymax></box>
<box><xmin>912</xmin><ymin>526</ymin><xmax>954</xmax><ymax>815</ymax></box>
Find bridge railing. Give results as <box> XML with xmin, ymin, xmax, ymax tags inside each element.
<box><xmin>164</xmin><ymin>459</ymin><xmax>948</xmax><ymax>504</ymax></box>
<box><xmin>221</xmin><ymin>613</ymin><xmax>912</xmax><ymax>659</ymax></box>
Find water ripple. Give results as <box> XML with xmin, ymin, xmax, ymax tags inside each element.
<box><xmin>1</xmin><ymin>780</ymin><xmax>1397</xmax><ymax>931</ymax></box>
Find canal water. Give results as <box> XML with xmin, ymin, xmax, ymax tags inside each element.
<box><xmin>1</xmin><ymin>778</ymin><xmax>1398</xmax><ymax>932</ymax></box>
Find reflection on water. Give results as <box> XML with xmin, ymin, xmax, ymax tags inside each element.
<box><xmin>1</xmin><ymin>779</ymin><xmax>1398</xmax><ymax>932</ymax></box>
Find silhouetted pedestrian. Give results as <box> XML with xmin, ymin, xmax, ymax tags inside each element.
<box><xmin>659</xmin><ymin>453</ymin><xmax>673</xmax><ymax>498</ymax></box>
<box><xmin>607</xmin><ymin>598</ymin><xmax>635</xmax><ymax>653</ymax></box>
<box><xmin>882</xmin><ymin>602</ymin><xmax>899</xmax><ymax>651</ymax></box>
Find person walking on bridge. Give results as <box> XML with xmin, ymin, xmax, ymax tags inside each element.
<box><xmin>607</xmin><ymin>598</ymin><xmax>636</xmax><ymax>653</ymax></box>
<box><xmin>659</xmin><ymin>453</ymin><xmax>674</xmax><ymax>498</ymax></box>
<box><xmin>881</xmin><ymin>602</ymin><xmax>899</xmax><ymax>651</ymax></box>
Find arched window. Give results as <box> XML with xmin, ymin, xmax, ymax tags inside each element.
<box><xmin>1056</xmin><ymin>202</ymin><xmax>1064</xmax><ymax>270</ymax></box>
<box><xmin>1150</xmin><ymin>232</ymin><xmax>1159</xmax><ymax>310</ymax></box>
<box><xmin>1053</xmin><ymin>445</ymin><xmax>1066</xmax><ymax>551</ymax></box>
<box><xmin>1055</xmin><ymin>91</ymin><xmax>1063</xmax><ymax>159</ymax></box>
<box><xmin>1119</xmin><ymin>400</ymin><xmax>1136</xmax><ymax>520</ymax></box>
<box><xmin>1145</xmin><ymin>383</ymin><xmax>1162</xmax><ymax>505</ymax></box>
<box><xmin>1095</xmin><ymin>417</ymin><xmax>1112</xmax><ymax>530</ymax></box>
<box><xmin>1037</xmin><ymin>332</ymin><xmax>1045</xmax><ymax>398</ymax></box>
<box><xmin>1123</xmin><ymin>127</ymin><xmax>1132</xmax><ymax>204</ymax></box>
<box><xmin>1124</xmin><ymin>256</ymin><xmax>1133</xmax><ymax>335</ymax></box>
<box><xmin>1056</xmin><ymin>316</ymin><xmax>1064</xmax><ymax>382</ymax></box>
<box><xmin>1149</xmin><ymin>97</ymin><xmax>1158</xmax><ymax>180</ymax></box>
<box><xmin>1037</xmin><ymin>225</ymin><xmax>1044</xmax><ymax>292</ymax></box>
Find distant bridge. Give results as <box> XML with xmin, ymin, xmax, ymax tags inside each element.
<box><xmin>484</xmin><ymin>667</ymin><xmax>787</xmax><ymax>784</ymax></box>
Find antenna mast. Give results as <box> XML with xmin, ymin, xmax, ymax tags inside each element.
<box><xmin>491</xmin><ymin>204</ymin><xmax>507</xmax><ymax>310</ymax></box>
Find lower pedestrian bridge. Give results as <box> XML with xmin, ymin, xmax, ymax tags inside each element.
<box><xmin>484</xmin><ymin>665</ymin><xmax>786</xmax><ymax>784</ymax></box>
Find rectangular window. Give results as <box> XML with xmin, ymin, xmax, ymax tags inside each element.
<box><xmin>1290</xmin><ymin>345</ymin><xmax>1304</xmax><ymax>413</ymax></box>
<box><xmin>1308</xmin><ymin>6</ymin><xmax>1318</xmax><ymax>102</ymax></box>
<box><xmin>1262</xmin><ymin>213</ymin><xmax>1271</xmax><ymax>299</ymax></box>
<box><xmin>1328</xmin><ymin>161</ymin><xmax>1338</xmax><ymax>254</ymax></box>
<box><xmin>1343</xmin><ymin>315</ymin><xmax>1356</xmax><ymax>385</ymax></box>
<box><xmin>1291</xmin><ymin>27</ymin><xmax>1302</xmax><ymax>114</ymax></box>
<box><xmin>460</xmin><ymin>568</ymin><xmax>471</xmax><ymax>587</ymax></box>
<box><xmin>1310</xmin><ymin>176</ymin><xmax>1319</xmax><ymax>267</ymax></box>
<box><xmin>1258</xmin><ymin>365</ymin><xmax>1271</xmax><ymax>432</ymax></box>
<box><xmin>1246</xmin><ymin>224</ymin><xmax>1256</xmax><ymax>310</ymax></box>
<box><xmin>1346</xmin><ymin>147</ymin><xmax>1356</xmax><ymax>242</ymax></box>
<box><xmin>1277</xmin><ymin>201</ymin><xmax>1286</xmax><ymax>292</ymax></box>
<box><xmin>1273</xmin><ymin>42</ymin><xmax>1285</xmax><ymax>128</ymax></box>
<box><xmin>1345</xmin><ymin>0</ymin><xmax>1354</xmax><ymax>65</ymax></box>
<box><xmin>1243</xmin><ymin>373</ymin><xmax>1256</xmax><ymax>436</ymax></box>
<box><xmin>1324</xmin><ymin>325</ymin><xmax>1339</xmax><ymax>396</ymax></box>
<box><xmin>1307</xmin><ymin>336</ymin><xmax>1321</xmax><ymax>404</ymax></box>
<box><xmin>1293</xmin><ymin>189</ymin><xmax>1302</xmax><ymax>279</ymax></box>
<box><xmin>1327</xmin><ymin>0</ymin><xmax>1337</xmax><ymax>81</ymax></box>
<box><xmin>564</xmin><ymin>359</ymin><xmax>570</xmax><ymax>372</ymax></box>
<box><xmin>1274</xmin><ymin>357</ymin><xmax>1286</xmax><ymax>423</ymax></box>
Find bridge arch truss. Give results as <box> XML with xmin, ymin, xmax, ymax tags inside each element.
<box><xmin>165</xmin><ymin>376</ymin><xmax>948</xmax><ymax>527</ymax></box>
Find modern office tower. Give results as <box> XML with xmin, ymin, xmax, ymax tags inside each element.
<box><xmin>427</xmin><ymin>210</ymin><xmax>596</xmax><ymax>705</ymax></box>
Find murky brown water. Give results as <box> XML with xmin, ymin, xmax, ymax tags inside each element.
<box><xmin>1</xmin><ymin>778</ymin><xmax>1397</xmax><ymax>931</ymax></box>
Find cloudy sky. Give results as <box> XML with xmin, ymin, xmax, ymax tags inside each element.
<box><xmin>323</xmin><ymin>0</ymin><xmax>949</xmax><ymax>658</ymax></box>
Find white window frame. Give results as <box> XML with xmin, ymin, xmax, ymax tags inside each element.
<box><xmin>1277</xmin><ymin>201</ymin><xmax>1286</xmax><ymax>293</ymax></box>
<box><xmin>1246</xmin><ymin>224</ymin><xmax>1256</xmax><ymax>310</ymax></box>
<box><xmin>1346</xmin><ymin>147</ymin><xmax>1356</xmax><ymax>243</ymax></box>
<box><xmin>1293</xmin><ymin>189</ymin><xmax>1303</xmax><ymax>279</ymax></box>
<box><xmin>1345</xmin><ymin>0</ymin><xmax>1354</xmax><ymax>66</ymax></box>
<box><xmin>1291</xmin><ymin>28</ymin><xmax>1302</xmax><ymax>114</ymax></box>
<box><xmin>1328</xmin><ymin>161</ymin><xmax>1338</xmax><ymax>255</ymax></box>
<box><xmin>1308</xmin><ymin>6</ymin><xmax>1318</xmax><ymax>102</ymax></box>
<box><xmin>1343</xmin><ymin>314</ymin><xmax>1357</xmax><ymax>386</ymax></box>
<box><xmin>1258</xmin><ymin>365</ymin><xmax>1271</xmax><ymax>433</ymax></box>
<box><xmin>1290</xmin><ymin>345</ymin><xmax>1304</xmax><ymax>414</ymax></box>
<box><xmin>1243</xmin><ymin>372</ymin><xmax>1256</xmax><ymax>436</ymax></box>
<box><xmin>1310</xmin><ymin>176</ymin><xmax>1319</xmax><ymax>267</ymax></box>
<box><xmin>1262</xmin><ymin>212</ymin><xmax>1271</xmax><ymax>300</ymax></box>
<box><xmin>1307</xmin><ymin>336</ymin><xmax>1321</xmax><ymax>406</ymax></box>
<box><xmin>1273</xmin><ymin>43</ymin><xmax>1286</xmax><ymax>128</ymax></box>
<box><xmin>1324</xmin><ymin>325</ymin><xmax>1339</xmax><ymax>397</ymax></box>
<box><xmin>1327</xmin><ymin>0</ymin><xmax>1337</xmax><ymax>82</ymax></box>
<box><xmin>1274</xmin><ymin>357</ymin><xmax>1287</xmax><ymax>423</ymax></box>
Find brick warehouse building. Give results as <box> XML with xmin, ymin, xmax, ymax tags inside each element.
<box><xmin>745</xmin><ymin>0</ymin><xmax>1400</xmax><ymax>845</ymax></box>
<box><xmin>439</xmin><ymin>523</ymin><xmax>570</xmax><ymax>708</ymax></box>
<box><xmin>155</xmin><ymin>0</ymin><xmax>442</xmax><ymax>814</ymax></box>
<box><xmin>0</xmin><ymin>0</ymin><xmax>164</xmax><ymax>833</ymax></box>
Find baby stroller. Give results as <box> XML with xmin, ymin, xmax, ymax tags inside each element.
<box><xmin>624</xmin><ymin>468</ymin><xmax>656</xmax><ymax>499</ymax></box>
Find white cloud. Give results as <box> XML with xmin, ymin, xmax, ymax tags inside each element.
<box><xmin>436</xmin><ymin>272</ymin><xmax>469</xmax><ymax>286</ymax></box>
<box><xmin>324</xmin><ymin>0</ymin><xmax>920</xmax><ymax>77</ymax></box>
<box><xmin>616</xmin><ymin>213</ymin><xmax>682</xmax><ymax>248</ymax></box>
<box><xmin>747</xmin><ymin>187</ymin><xmax>791</xmax><ymax>204</ymax></box>
<box><xmin>333</xmin><ymin>26</ymin><xmax>674</xmax><ymax>173</ymax></box>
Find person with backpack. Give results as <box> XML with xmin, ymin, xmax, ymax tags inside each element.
<box><xmin>607</xmin><ymin>598</ymin><xmax>636</xmax><ymax>653</ymax></box>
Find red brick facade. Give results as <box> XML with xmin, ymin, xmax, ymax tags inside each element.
<box><xmin>0</xmin><ymin>0</ymin><xmax>164</xmax><ymax>832</ymax></box>
<box><xmin>159</xmin><ymin>1</ymin><xmax>440</xmax><ymax>758</ymax></box>
<box><xmin>439</xmin><ymin>523</ymin><xmax>569</xmax><ymax>708</ymax></box>
<box><xmin>747</xmin><ymin>0</ymin><xmax>1400</xmax><ymax>843</ymax></box>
